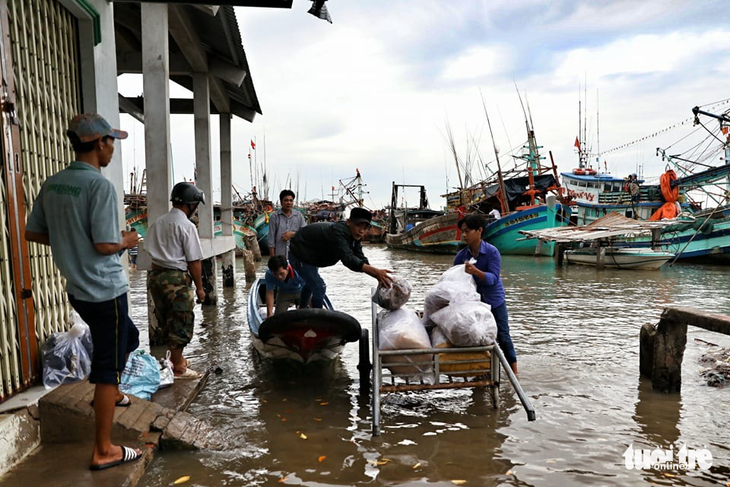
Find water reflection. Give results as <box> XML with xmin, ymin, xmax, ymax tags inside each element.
<box><xmin>136</xmin><ymin>247</ymin><xmax>730</xmax><ymax>487</ymax></box>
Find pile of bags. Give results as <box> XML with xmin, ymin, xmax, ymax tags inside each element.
<box><xmin>372</xmin><ymin>265</ymin><xmax>498</xmax><ymax>379</ymax></box>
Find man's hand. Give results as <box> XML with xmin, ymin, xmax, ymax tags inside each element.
<box><xmin>281</xmin><ymin>231</ymin><xmax>296</xmax><ymax>242</ymax></box>
<box><xmin>363</xmin><ymin>264</ymin><xmax>394</xmax><ymax>288</ymax></box>
<box><xmin>121</xmin><ymin>229</ymin><xmax>140</xmax><ymax>250</ymax></box>
<box><xmin>196</xmin><ymin>287</ymin><xmax>206</xmax><ymax>304</ymax></box>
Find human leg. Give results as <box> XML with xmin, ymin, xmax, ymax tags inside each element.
<box><xmin>274</xmin><ymin>291</ymin><xmax>300</xmax><ymax>314</ymax></box>
<box><xmin>296</xmin><ymin>263</ymin><xmax>326</xmax><ymax>308</ymax></box>
<box><xmin>69</xmin><ymin>294</ymin><xmax>142</xmax><ymax>469</ymax></box>
<box><xmin>491</xmin><ymin>302</ymin><xmax>518</xmax><ymax>374</ymax></box>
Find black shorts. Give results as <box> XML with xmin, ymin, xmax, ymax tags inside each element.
<box><xmin>68</xmin><ymin>293</ymin><xmax>140</xmax><ymax>385</ymax></box>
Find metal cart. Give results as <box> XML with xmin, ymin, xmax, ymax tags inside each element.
<box><xmin>370</xmin><ymin>300</ymin><xmax>536</xmax><ymax>436</ymax></box>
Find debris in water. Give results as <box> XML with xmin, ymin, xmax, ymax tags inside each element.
<box><xmin>173</xmin><ymin>476</ymin><xmax>190</xmax><ymax>485</ymax></box>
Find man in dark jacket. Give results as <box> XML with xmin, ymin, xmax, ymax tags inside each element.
<box><xmin>289</xmin><ymin>207</ymin><xmax>392</xmax><ymax>308</ymax></box>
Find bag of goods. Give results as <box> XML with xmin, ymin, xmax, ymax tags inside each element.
<box><xmin>430</xmin><ymin>301</ymin><xmax>497</xmax><ymax>347</ymax></box>
<box><xmin>42</xmin><ymin>323</ymin><xmax>93</xmax><ymax>389</ymax></box>
<box><xmin>422</xmin><ymin>265</ymin><xmax>480</xmax><ymax>329</ymax></box>
<box><xmin>372</xmin><ymin>275</ymin><xmax>412</xmax><ymax>310</ymax></box>
<box><xmin>378</xmin><ymin>307</ymin><xmax>433</xmax><ymax>378</ymax></box>
<box><xmin>430</xmin><ymin>327</ymin><xmax>491</xmax><ymax>377</ymax></box>
<box><xmin>119</xmin><ymin>349</ymin><xmax>161</xmax><ymax>400</ymax></box>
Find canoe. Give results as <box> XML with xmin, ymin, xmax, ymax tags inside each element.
<box><xmin>564</xmin><ymin>247</ymin><xmax>675</xmax><ymax>270</ymax></box>
<box><xmin>246</xmin><ymin>278</ymin><xmax>364</xmax><ymax>364</ymax></box>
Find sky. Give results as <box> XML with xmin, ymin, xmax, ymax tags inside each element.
<box><xmin>117</xmin><ymin>0</ymin><xmax>730</xmax><ymax>210</ymax></box>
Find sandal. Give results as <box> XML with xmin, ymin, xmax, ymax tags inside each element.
<box><xmin>89</xmin><ymin>445</ymin><xmax>142</xmax><ymax>471</ymax></box>
<box><xmin>90</xmin><ymin>394</ymin><xmax>131</xmax><ymax>408</ymax></box>
<box><xmin>174</xmin><ymin>367</ymin><xmax>201</xmax><ymax>380</ymax></box>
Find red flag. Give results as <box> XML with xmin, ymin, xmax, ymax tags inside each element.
<box><xmin>722</xmin><ymin>127</ymin><xmax>729</xmax><ymax>136</ymax></box>
<box><xmin>574</xmin><ymin>137</ymin><xmax>581</xmax><ymax>150</ymax></box>
<box><xmin>251</xmin><ymin>140</ymin><xmax>256</xmax><ymax>150</ymax></box>
<box><xmin>247</xmin><ymin>153</ymin><xmax>251</xmax><ymax>159</ymax></box>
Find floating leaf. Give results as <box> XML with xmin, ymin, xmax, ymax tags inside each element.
<box><xmin>281</xmin><ymin>417</ymin><xmax>287</xmax><ymax>422</ymax></box>
<box><xmin>300</xmin><ymin>433</ymin><xmax>308</xmax><ymax>440</ymax></box>
<box><xmin>451</xmin><ymin>481</ymin><xmax>467</xmax><ymax>485</ymax></box>
<box><xmin>173</xmin><ymin>476</ymin><xmax>190</xmax><ymax>485</ymax></box>
<box><xmin>413</xmin><ymin>462</ymin><xmax>421</xmax><ymax>469</ymax></box>
<box><xmin>278</xmin><ymin>477</ymin><xmax>288</xmax><ymax>483</ymax></box>
<box><xmin>320</xmin><ymin>402</ymin><xmax>329</xmax><ymax>406</ymax></box>
<box><xmin>314</xmin><ymin>417</ymin><xmax>323</xmax><ymax>421</ymax></box>
<box><xmin>505</xmin><ymin>470</ymin><xmax>513</xmax><ymax>475</ymax></box>
<box><xmin>318</xmin><ymin>456</ymin><xmax>326</xmax><ymax>462</ymax></box>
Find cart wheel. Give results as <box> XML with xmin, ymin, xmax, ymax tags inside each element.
<box><xmin>357</xmin><ymin>328</ymin><xmax>371</xmax><ymax>398</ymax></box>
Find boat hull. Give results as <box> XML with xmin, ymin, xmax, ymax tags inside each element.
<box><xmin>628</xmin><ymin>217</ymin><xmax>730</xmax><ymax>262</ymax></box>
<box><xmin>565</xmin><ymin>248</ymin><xmax>674</xmax><ymax>270</ymax></box>
<box><xmin>246</xmin><ymin>279</ymin><xmax>361</xmax><ymax>364</ymax></box>
<box><xmin>384</xmin><ymin>212</ymin><xmax>463</xmax><ymax>254</ymax></box>
<box><xmin>483</xmin><ymin>204</ymin><xmax>571</xmax><ymax>256</ymax></box>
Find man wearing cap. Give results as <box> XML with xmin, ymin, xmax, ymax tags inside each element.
<box><xmin>25</xmin><ymin>113</ymin><xmax>144</xmax><ymax>470</ymax></box>
<box><xmin>145</xmin><ymin>182</ymin><xmax>206</xmax><ymax>380</ymax></box>
<box><xmin>289</xmin><ymin>207</ymin><xmax>393</xmax><ymax>308</ymax></box>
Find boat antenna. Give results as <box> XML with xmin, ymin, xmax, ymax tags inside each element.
<box><xmin>444</xmin><ymin>117</ymin><xmax>465</xmax><ymax>202</ymax></box>
<box><xmin>480</xmin><ymin>88</ymin><xmax>508</xmax><ymax>215</ymax></box>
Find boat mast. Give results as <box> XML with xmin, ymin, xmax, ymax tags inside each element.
<box><xmin>480</xmin><ymin>91</ymin><xmax>508</xmax><ymax>215</ymax></box>
<box><xmin>517</xmin><ymin>89</ymin><xmax>539</xmax><ymax>206</ymax></box>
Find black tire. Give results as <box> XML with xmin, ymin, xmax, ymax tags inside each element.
<box><xmin>357</xmin><ymin>328</ymin><xmax>371</xmax><ymax>398</ymax></box>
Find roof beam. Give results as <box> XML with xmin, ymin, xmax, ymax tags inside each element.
<box><xmin>168</xmin><ymin>4</ymin><xmax>230</xmax><ymax>112</ymax></box>
<box><xmin>112</xmin><ymin>0</ymin><xmax>292</xmax><ymax>7</ymax></box>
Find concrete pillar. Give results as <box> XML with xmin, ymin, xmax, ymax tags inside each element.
<box><xmin>193</xmin><ymin>73</ymin><xmax>216</xmax><ymax>304</ymax></box>
<box><xmin>220</xmin><ymin>114</ymin><xmax>235</xmax><ymax>288</ymax></box>
<box><xmin>141</xmin><ymin>3</ymin><xmax>172</xmax><ymax>224</ymax></box>
<box><xmin>596</xmin><ymin>246</ymin><xmax>606</xmax><ymax>269</ymax></box>
<box><xmin>141</xmin><ymin>3</ymin><xmax>172</xmax><ymax>345</ymax></box>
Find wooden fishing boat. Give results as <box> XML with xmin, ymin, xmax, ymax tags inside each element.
<box><xmin>564</xmin><ymin>247</ymin><xmax>675</xmax><ymax>270</ymax></box>
<box><xmin>246</xmin><ymin>278</ymin><xmax>366</xmax><ymax>364</ymax></box>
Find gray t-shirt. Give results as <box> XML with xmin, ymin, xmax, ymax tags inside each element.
<box><xmin>26</xmin><ymin>161</ymin><xmax>128</xmax><ymax>302</ymax></box>
<box><xmin>268</xmin><ymin>209</ymin><xmax>306</xmax><ymax>257</ymax></box>
<box><xmin>145</xmin><ymin>208</ymin><xmax>204</xmax><ymax>271</ymax></box>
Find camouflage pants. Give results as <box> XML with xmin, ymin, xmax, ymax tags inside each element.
<box><xmin>148</xmin><ymin>269</ymin><xmax>194</xmax><ymax>348</ymax></box>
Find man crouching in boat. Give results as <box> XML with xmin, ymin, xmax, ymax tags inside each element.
<box><xmin>289</xmin><ymin>207</ymin><xmax>393</xmax><ymax>308</ymax></box>
<box><xmin>265</xmin><ymin>255</ymin><xmax>305</xmax><ymax>316</ymax></box>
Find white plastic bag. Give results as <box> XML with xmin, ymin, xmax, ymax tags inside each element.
<box><xmin>431</xmin><ymin>301</ymin><xmax>497</xmax><ymax>347</ymax></box>
<box><xmin>372</xmin><ymin>276</ymin><xmax>412</xmax><ymax>310</ymax></box>
<box><xmin>422</xmin><ymin>268</ymin><xmax>481</xmax><ymax>328</ymax></box>
<box><xmin>42</xmin><ymin>323</ymin><xmax>93</xmax><ymax>389</ymax></box>
<box><xmin>378</xmin><ymin>307</ymin><xmax>433</xmax><ymax>378</ymax></box>
<box><xmin>159</xmin><ymin>351</ymin><xmax>174</xmax><ymax>389</ymax></box>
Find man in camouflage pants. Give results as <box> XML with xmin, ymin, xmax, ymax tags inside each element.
<box><xmin>145</xmin><ymin>182</ymin><xmax>206</xmax><ymax>379</ymax></box>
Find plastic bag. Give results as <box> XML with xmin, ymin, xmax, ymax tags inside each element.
<box><xmin>422</xmin><ymin>273</ymin><xmax>481</xmax><ymax>329</ymax></box>
<box><xmin>159</xmin><ymin>351</ymin><xmax>174</xmax><ymax>389</ymax></box>
<box><xmin>431</xmin><ymin>301</ymin><xmax>497</xmax><ymax>347</ymax></box>
<box><xmin>372</xmin><ymin>276</ymin><xmax>412</xmax><ymax>310</ymax></box>
<box><xmin>378</xmin><ymin>307</ymin><xmax>433</xmax><ymax>378</ymax></box>
<box><xmin>119</xmin><ymin>349</ymin><xmax>160</xmax><ymax>400</ymax></box>
<box><xmin>42</xmin><ymin>323</ymin><xmax>93</xmax><ymax>389</ymax></box>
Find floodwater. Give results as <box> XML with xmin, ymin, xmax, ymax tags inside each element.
<box><xmin>133</xmin><ymin>246</ymin><xmax>730</xmax><ymax>486</ymax></box>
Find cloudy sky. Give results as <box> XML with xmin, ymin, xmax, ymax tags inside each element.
<box><xmin>119</xmin><ymin>0</ymin><xmax>730</xmax><ymax>209</ymax></box>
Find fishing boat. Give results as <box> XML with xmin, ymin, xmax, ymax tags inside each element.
<box><xmin>560</xmin><ymin>104</ymin><xmax>730</xmax><ymax>262</ymax></box>
<box><xmin>564</xmin><ymin>247</ymin><xmax>674</xmax><ymax>270</ymax></box>
<box><xmin>383</xmin><ymin>183</ymin><xmax>464</xmax><ymax>254</ymax></box>
<box><xmin>246</xmin><ymin>278</ymin><xmax>366</xmax><ymax>364</ymax></box>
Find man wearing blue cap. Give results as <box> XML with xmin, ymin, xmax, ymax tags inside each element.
<box><xmin>289</xmin><ymin>207</ymin><xmax>393</xmax><ymax>308</ymax></box>
<box><xmin>26</xmin><ymin>113</ymin><xmax>144</xmax><ymax>470</ymax></box>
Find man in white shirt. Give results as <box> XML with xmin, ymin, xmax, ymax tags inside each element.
<box><xmin>488</xmin><ymin>207</ymin><xmax>501</xmax><ymax>220</ymax></box>
<box><xmin>145</xmin><ymin>182</ymin><xmax>205</xmax><ymax>379</ymax></box>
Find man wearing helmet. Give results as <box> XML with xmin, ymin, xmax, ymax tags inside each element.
<box><xmin>145</xmin><ymin>182</ymin><xmax>206</xmax><ymax>379</ymax></box>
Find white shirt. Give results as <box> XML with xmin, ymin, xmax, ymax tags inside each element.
<box><xmin>145</xmin><ymin>208</ymin><xmax>204</xmax><ymax>271</ymax></box>
<box><xmin>488</xmin><ymin>208</ymin><xmax>501</xmax><ymax>220</ymax></box>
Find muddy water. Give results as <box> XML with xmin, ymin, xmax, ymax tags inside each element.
<box><xmin>134</xmin><ymin>246</ymin><xmax>730</xmax><ymax>486</ymax></box>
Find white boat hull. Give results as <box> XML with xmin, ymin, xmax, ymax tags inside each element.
<box><xmin>564</xmin><ymin>248</ymin><xmax>674</xmax><ymax>270</ymax></box>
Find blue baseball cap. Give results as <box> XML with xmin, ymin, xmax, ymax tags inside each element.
<box><xmin>67</xmin><ymin>113</ymin><xmax>128</xmax><ymax>143</ymax></box>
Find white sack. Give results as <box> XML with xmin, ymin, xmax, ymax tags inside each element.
<box><xmin>430</xmin><ymin>301</ymin><xmax>497</xmax><ymax>347</ymax></box>
<box><xmin>372</xmin><ymin>275</ymin><xmax>412</xmax><ymax>310</ymax></box>
<box><xmin>378</xmin><ymin>307</ymin><xmax>433</xmax><ymax>377</ymax></box>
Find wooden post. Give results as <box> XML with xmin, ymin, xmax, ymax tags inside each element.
<box><xmin>596</xmin><ymin>246</ymin><xmax>606</xmax><ymax>270</ymax></box>
<box><xmin>651</xmin><ymin>318</ymin><xmax>687</xmax><ymax>393</ymax></box>
<box><xmin>554</xmin><ymin>243</ymin><xmax>564</xmax><ymax>266</ymax></box>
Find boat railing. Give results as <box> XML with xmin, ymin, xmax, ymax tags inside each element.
<box><xmin>370</xmin><ymin>298</ymin><xmax>536</xmax><ymax>435</ymax></box>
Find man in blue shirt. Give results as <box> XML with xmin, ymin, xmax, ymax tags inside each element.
<box><xmin>264</xmin><ymin>255</ymin><xmax>305</xmax><ymax>316</ymax></box>
<box><xmin>26</xmin><ymin>113</ymin><xmax>143</xmax><ymax>470</ymax></box>
<box><xmin>453</xmin><ymin>214</ymin><xmax>518</xmax><ymax>375</ymax></box>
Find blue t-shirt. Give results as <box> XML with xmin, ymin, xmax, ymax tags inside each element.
<box><xmin>453</xmin><ymin>241</ymin><xmax>505</xmax><ymax>308</ymax></box>
<box><xmin>264</xmin><ymin>266</ymin><xmax>305</xmax><ymax>294</ymax></box>
<box><xmin>26</xmin><ymin>161</ymin><xmax>128</xmax><ymax>302</ymax></box>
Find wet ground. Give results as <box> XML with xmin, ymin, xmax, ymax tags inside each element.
<box><xmin>132</xmin><ymin>246</ymin><xmax>730</xmax><ymax>486</ymax></box>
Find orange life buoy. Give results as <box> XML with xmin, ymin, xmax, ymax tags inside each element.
<box><xmin>586</xmin><ymin>169</ymin><xmax>597</xmax><ymax>175</ymax></box>
<box><xmin>573</xmin><ymin>168</ymin><xmax>586</xmax><ymax>175</ymax></box>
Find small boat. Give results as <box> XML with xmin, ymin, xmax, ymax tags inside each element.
<box><xmin>564</xmin><ymin>247</ymin><xmax>675</xmax><ymax>270</ymax></box>
<box><xmin>246</xmin><ymin>278</ymin><xmax>367</xmax><ymax>364</ymax></box>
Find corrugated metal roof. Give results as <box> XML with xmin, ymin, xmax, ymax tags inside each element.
<box><xmin>519</xmin><ymin>212</ymin><xmax>677</xmax><ymax>243</ymax></box>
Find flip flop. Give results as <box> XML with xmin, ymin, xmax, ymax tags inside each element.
<box><xmin>174</xmin><ymin>367</ymin><xmax>201</xmax><ymax>380</ymax></box>
<box><xmin>90</xmin><ymin>394</ymin><xmax>132</xmax><ymax>408</ymax></box>
<box><xmin>89</xmin><ymin>445</ymin><xmax>142</xmax><ymax>471</ymax></box>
